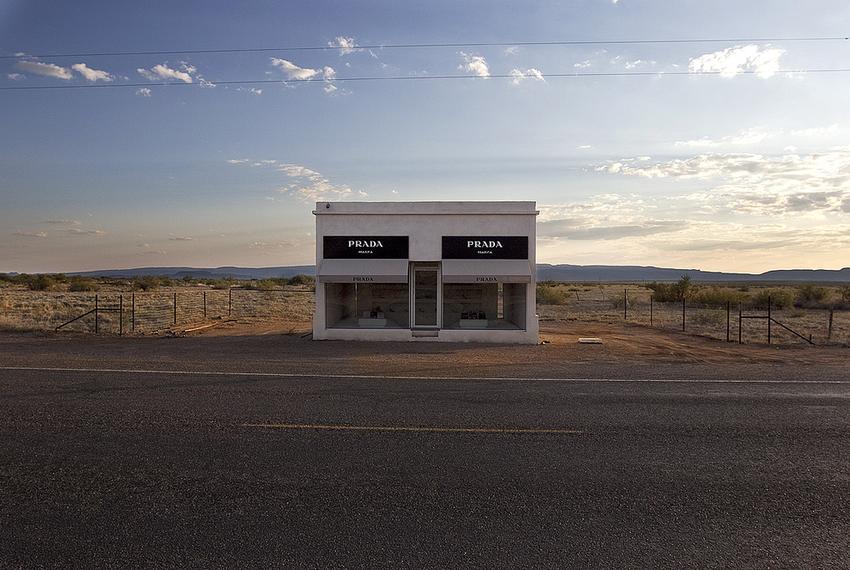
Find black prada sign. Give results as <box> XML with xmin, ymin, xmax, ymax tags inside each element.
<box><xmin>442</xmin><ymin>236</ymin><xmax>528</xmax><ymax>259</ymax></box>
<box><xmin>323</xmin><ymin>236</ymin><xmax>409</xmax><ymax>259</ymax></box>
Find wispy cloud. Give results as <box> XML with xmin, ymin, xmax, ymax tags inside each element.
<box><xmin>135</xmin><ymin>87</ymin><xmax>152</xmax><ymax>97</ymax></box>
<box><xmin>168</xmin><ymin>235</ymin><xmax>193</xmax><ymax>241</ymax></box>
<box><xmin>6</xmin><ymin>73</ymin><xmax>24</xmax><ymax>80</ymax></box>
<box><xmin>328</xmin><ymin>36</ymin><xmax>358</xmax><ymax>55</ymax></box>
<box><xmin>15</xmin><ymin>60</ymin><xmax>72</xmax><ymax>80</ymax></box>
<box><xmin>270</xmin><ymin>58</ymin><xmax>321</xmax><ymax>80</ymax></box>
<box><xmin>509</xmin><ymin>68</ymin><xmax>545</xmax><ymax>85</ymax></box>
<box><xmin>66</xmin><ymin>228</ymin><xmax>105</xmax><ymax>236</ymax></box>
<box><xmin>43</xmin><ymin>219</ymin><xmax>81</xmax><ymax>226</ymax></box>
<box><xmin>458</xmin><ymin>52</ymin><xmax>490</xmax><ymax>77</ymax></box>
<box><xmin>596</xmin><ymin>148</ymin><xmax>850</xmax><ymax>214</ymax></box>
<box><xmin>688</xmin><ymin>44</ymin><xmax>785</xmax><ymax>78</ymax></box>
<box><xmin>137</xmin><ymin>63</ymin><xmax>193</xmax><ymax>83</ymax></box>
<box><xmin>71</xmin><ymin>63</ymin><xmax>113</xmax><ymax>82</ymax></box>
<box><xmin>228</xmin><ymin>160</ymin><xmax>368</xmax><ymax>202</ymax></box>
<box><xmin>13</xmin><ymin>230</ymin><xmax>48</xmax><ymax>238</ymax></box>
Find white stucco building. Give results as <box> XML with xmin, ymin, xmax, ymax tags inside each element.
<box><xmin>313</xmin><ymin>201</ymin><xmax>539</xmax><ymax>344</ymax></box>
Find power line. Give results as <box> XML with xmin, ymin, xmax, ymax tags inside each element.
<box><xmin>2</xmin><ymin>36</ymin><xmax>848</xmax><ymax>60</ymax></box>
<box><xmin>3</xmin><ymin>68</ymin><xmax>849</xmax><ymax>91</ymax></box>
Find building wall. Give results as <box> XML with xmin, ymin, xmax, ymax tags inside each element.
<box><xmin>313</xmin><ymin>202</ymin><xmax>539</xmax><ymax>344</ymax></box>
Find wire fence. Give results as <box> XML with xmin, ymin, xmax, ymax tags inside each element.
<box><xmin>3</xmin><ymin>285</ymin><xmax>849</xmax><ymax>346</ymax></box>
<box><xmin>539</xmin><ymin>288</ymin><xmax>850</xmax><ymax>346</ymax></box>
<box><xmin>0</xmin><ymin>287</ymin><xmax>314</xmax><ymax>335</ymax></box>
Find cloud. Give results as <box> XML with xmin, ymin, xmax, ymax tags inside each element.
<box><xmin>13</xmin><ymin>230</ymin><xmax>48</xmax><ymax>238</ymax></box>
<box><xmin>676</xmin><ymin>125</ymin><xmax>841</xmax><ymax>148</ymax></box>
<box><xmin>71</xmin><ymin>63</ymin><xmax>113</xmax><ymax>82</ymax></box>
<box><xmin>573</xmin><ymin>60</ymin><xmax>592</xmax><ymax>69</ymax></box>
<box><xmin>675</xmin><ymin>127</ymin><xmax>779</xmax><ymax>148</ymax></box>
<box><xmin>136</xmin><ymin>87</ymin><xmax>152</xmax><ymax>97</ymax></box>
<box><xmin>277</xmin><ymin>163</ymin><xmax>367</xmax><ymax>201</ymax></box>
<box><xmin>229</xmin><ymin>159</ymin><xmax>366</xmax><ymax>202</ymax></box>
<box><xmin>688</xmin><ymin>44</ymin><xmax>785</xmax><ymax>78</ymax></box>
<box><xmin>168</xmin><ymin>235</ymin><xmax>193</xmax><ymax>241</ymax></box>
<box><xmin>329</xmin><ymin>36</ymin><xmax>358</xmax><ymax>55</ymax></box>
<box><xmin>509</xmin><ymin>68</ymin><xmax>545</xmax><ymax>85</ymax></box>
<box><xmin>137</xmin><ymin>63</ymin><xmax>193</xmax><ymax>83</ymax></box>
<box><xmin>504</xmin><ymin>46</ymin><xmax>519</xmax><ymax>56</ymax></box>
<box><xmin>458</xmin><ymin>52</ymin><xmax>490</xmax><ymax>77</ymax></box>
<box><xmin>623</xmin><ymin>59</ymin><xmax>656</xmax><ymax>70</ymax></box>
<box><xmin>65</xmin><ymin>228</ymin><xmax>105</xmax><ymax>236</ymax></box>
<box><xmin>43</xmin><ymin>219</ymin><xmax>80</xmax><ymax>225</ymax></box>
<box><xmin>538</xmin><ymin>219</ymin><xmax>687</xmax><ymax>240</ymax></box>
<box><xmin>577</xmin><ymin>145</ymin><xmax>593</xmax><ymax>150</ymax></box>
<box><xmin>790</xmin><ymin>124</ymin><xmax>840</xmax><ymax>137</ymax></box>
<box><xmin>15</xmin><ymin>60</ymin><xmax>72</xmax><ymax>80</ymax></box>
<box><xmin>139</xmin><ymin>249</ymin><xmax>167</xmax><ymax>255</ymax></box>
<box><xmin>270</xmin><ymin>58</ymin><xmax>321</xmax><ymax>80</ymax></box>
<box><xmin>597</xmin><ymin>148</ymin><xmax>850</xmax><ymax>214</ymax></box>
<box><xmin>6</xmin><ymin>73</ymin><xmax>24</xmax><ymax>80</ymax></box>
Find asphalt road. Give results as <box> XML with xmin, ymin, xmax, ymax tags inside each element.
<box><xmin>1</xmin><ymin>365</ymin><xmax>849</xmax><ymax>568</ymax></box>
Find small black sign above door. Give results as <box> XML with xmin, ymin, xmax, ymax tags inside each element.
<box><xmin>442</xmin><ymin>236</ymin><xmax>528</xmax><ymax>259</ymax></box>
<box><xmin>323</xmin><ymin>236</ymin><xmax>409</xmax><ymax>259</ymax></box>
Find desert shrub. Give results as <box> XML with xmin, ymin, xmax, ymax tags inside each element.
<box><xmin>536</xmin><ymin>284</ymin><xmax>569</xmax><ymax>305</ymax></box>
<box><xmin>749</xmin><ymin>289</ymin><xmax>794</xmax><ymax>310</ymax></box>
<box><xmin>206</xmin><ymin>279</ymin><xmax>234</xmax><ymax>290</ymax></box>
<box><xmin>648</xmin><ymin>275</ymin><xmax>693</xmax><ymax>302</ymax></box>
<box><xmin>691</xmin><ymin>287</ymin><xmax>745</xmax><ymax>306</ymax></box>
<box><xmin>287</xmin><ymin>274</ymin><xmax>315</xmax><ymax>286</ymax></box>
<box><xmin>247</xmin><ymin>278</ymin><xmax>288</xmax><ymax>290</ymax></box>
<box><xmin>841</xmin><ymin>285</ymin><xmax>850</xmax><ymax>304</ymax></box>
<box><xmin>794</xmin><ymin>284</ymin><xmax>829</xmax><ymax>308</ymax></box>
<box><xmin>24</xmin><ymin>274</ymin><xmax>59</xmax><ymax>291</ymax></box>
<box><xmin>68</xmin><ymin>277</ymin><xmax>99</xmax><ymax>292</ymax></box>
<box><xmin>132</xmin><ymin>276</ymin><xmax>172</xmax><ymax>291</ymax></box>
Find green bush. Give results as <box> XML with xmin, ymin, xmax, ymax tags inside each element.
<box><xmin>26</xmin><ymin>274</ymin><xmax>58</xmax><ymax>291</ymax></box>
<box><xmin>68</xmin><ymin>277</ymin><xmax>99</xmax><ymax>292</ymax></box>
<box><xmin>691</xmin><ymin>287</ymin><xmax>745</xmax><ymax>306</ymax></box>
<box><xmin>749</xmin><ymin>289</ymin><xmax>794</xmax><ymax>310</ymax></box>
<box><xmin>287</xmin><ymin>274</ymin><xmax>315</xmax><ymax>286</ymax></box>
<box><xmin>794</xmin><ymin>284</ymin><xmax>829</xmax><ymax>308</ymax></box>
<box><xmin>536</xmin><ymin>284</ymin><xmax>569</xmax><ymax>305</ymax></box>
<box><xmin>132</xmin><ymin>276</ymin><xmax>172</xmax><ymax>291</ymax></box>
<box><xmin>648</xmin><ymin>275</ymin><xmax>693</xmax><ymax>302</ymax></box>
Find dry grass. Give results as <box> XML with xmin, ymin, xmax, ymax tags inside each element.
<box><xmin>3</xmin><ymin>280</ymin><xmax>849</xmax><ymax>346</ymax></box>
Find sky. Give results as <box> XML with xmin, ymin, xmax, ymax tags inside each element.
<box><xmin>2</xmin><ymin>0</ymin><xmax>850</xmax><ymax>274</ymax></box>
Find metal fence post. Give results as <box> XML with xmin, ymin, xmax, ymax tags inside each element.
<box><xmin>229</xmin><ymin>288</ymin><xmax>232</xmax><ymax>317</ymax></box>
<box><xmin>828</xmin><ymin>309</ymin><xmax>834</xmax><ymax>341</ymax></box>
<box><xmin>738</xmin><ymin>302</ymin><xmax>743</xmax><ymax>344</ymax></box>
<box><xmin>767</xmin><ymin>295</ymin><xmax>771</xmax><ymax>345</ymax></box>
<box><xmin>623</xmin><ymin>288</ymin><xmax>627</xmax><ymax>321</ymax></box>
<box><xmin>203</xmin><ymin>290</ymin><xmax>207</xmax><ymax>319</ymax></box>
<box><xmin>94</xmin><ymin>294</ymin><xmax>99</xmax><ymax>334</ymax></box>
<box><xmin>119</xmin><ymin>294</ymin><xmax>123</xmax><ymax>336</ymax></box>
<box><xmin>726</xmin><ymin>301</ymin><xmax>730</xmax><ymax>342</ymax></box>
<box><xmin>682</xmin><ymin>296</ymin><xmax>686</xmax><ymax>332</ymax></box>
<box><xmin>131</xmin><ymin>292</ymin><xmax>135</xmax><ymax>333</ymax></box>
<box><xmin>650</xmin><ymin>294</ymin><xmax>653</xmax><ymax>327</ymax></box>
<box><xmin>173</xmin><ymin>291</ymin><xmax>177</xmax><ymax>326</ymax></box>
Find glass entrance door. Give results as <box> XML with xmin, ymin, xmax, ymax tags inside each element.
<box><xmin>412</xmin><ymin>264</ymin><xmax>440</xmax><ymax>328</ymax></box>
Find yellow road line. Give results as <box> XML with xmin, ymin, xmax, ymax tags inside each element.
<box><xmin>242</xmin><ymin>423</ymin><xmax>583</xmax><ymax>435</ymax></box>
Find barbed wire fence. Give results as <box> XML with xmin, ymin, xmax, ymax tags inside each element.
<box><xmin>539</xmin><ymin>286</ymin><xmax>850</xmax><ymax>346</ymax></box>
<box><xmin>0</xmin><ymin>287</ymin><xmax>314</xmax><ymax>335</ymax></box>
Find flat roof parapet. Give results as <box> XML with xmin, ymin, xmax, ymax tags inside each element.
<box><xmin>313</xmin><ymin>201</ymin><xmax>538</xmax><ymax>216</ymax></box>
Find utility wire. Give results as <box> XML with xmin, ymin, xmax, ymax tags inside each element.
<box><xmin>2</xmin><ymin>36</ymin><xmax>848</xmax><ymax>59</ymax></box>
<box><xmin>3</xmin><ymin>68</ymin><xmax>850</xmax><ymax>91</ymax></box>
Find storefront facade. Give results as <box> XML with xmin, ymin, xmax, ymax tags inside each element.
<box><xmin>313</xmin><ymin>201</ymin><xmax>539</xmax><ymax>343</ymax></box>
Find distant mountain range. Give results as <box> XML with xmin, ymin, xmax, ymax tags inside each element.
<box><xmin>61</xmin><ymin>264</ymin><xmax>850</xmax><ymax>282</ymax></box>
